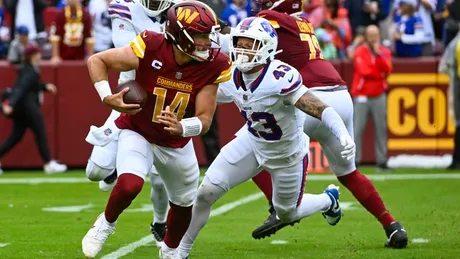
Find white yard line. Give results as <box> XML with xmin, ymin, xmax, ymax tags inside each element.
<box><xmin>100</xmin><ymin>192</ymin><xmax>265</xmax><ymax>259</ymax></box>
<box><xmin>0</xmin><ymin>243</ymin><xmax>10</xmax><ymax>248</ymax></box>
<box><xmin>1</xmin><ymin>173</ymin><xmax>460</xmax><ymax>184</ymax></box>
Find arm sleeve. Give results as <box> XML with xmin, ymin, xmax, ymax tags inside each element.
<box><xmin>216</xmin><ymin>82</ymin><xmax>234</xmax><ymax>103</ymax></box>
<box><xmin>8</xmin><ymin>68</ymin><xmax>34</xmax><ymax>107</ymax></box>
<box><xmin>218</xmin><ymin>33</ymin><xmax>231</xmax><ymax>55</ymax></box>
<box><xmin>113</xmin><ymin>19</ymin><xmax>139</xmax><ymax>83</ymax></box>
<box><xmin>213</xmin><ymin>61</ymin><xmax>232</xmax><ymax>84</ymax></box>
<box><xmin>353</xmin><ymin>48</ymin><xmax>383</xmax><ymax>78</ymax></box>
<box><xmin>7</xmin><ymin>43</ymin><xmax>20</xmax><ymax>64</ymax></box>
<box><xmin>83</xmin><ymin>11</ymin><xmax>93</xmax><ymax>39</ymax></box>
<box><xmin>111</xmin><ymin>18</ymin><xmax>137</xmax><ymax>48</ymax></box>
<box><xmin>284</xmin><ymin>85</ymin><xmax>309</xmax><ymax>105</ymax></box>
<box><xmin>375</xmin><ymin>51</ymin><xmax>392</xmax><ymax>74</ymax></box>
<box><xmin>401</xmin><ymin>19</ymin><xmax>424</xmax><ymax>44</ymax></box>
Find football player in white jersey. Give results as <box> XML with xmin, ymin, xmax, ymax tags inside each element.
<box><xmin>178</xmin><ymin>17</ymin><xmax>356</xmax><ymax>257</ymax></box>
<box><xmin>84</xmin><ymin>0</ymin><xmax>177</xmax><ymax>246</ymax></box>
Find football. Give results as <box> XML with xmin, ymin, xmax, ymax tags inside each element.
<box><xmin>115</xmin><ymin>80</ymin><xmax>148</xmax><ymax>108</ymax></box>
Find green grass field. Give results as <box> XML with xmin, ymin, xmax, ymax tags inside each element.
<box><xmin>1</xmin><ymin>167</ymin><xmax>460</xmax><ymax>259</ymax></box>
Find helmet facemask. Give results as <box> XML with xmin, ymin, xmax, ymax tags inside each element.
<box><xmin>140</xmin><ymin>0</ymin><xmax>175</xmax><ymax>17</ymax></box>
<box><xmin>230</xmin><ymin>37</ymin><xmax>270</xmax><ymax>72</ymax></box>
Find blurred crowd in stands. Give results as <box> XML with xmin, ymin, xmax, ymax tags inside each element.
<box><xmin>0</xmin><ymin>0</ymin><xmax>458</xmax><ymax>62</ymax></box>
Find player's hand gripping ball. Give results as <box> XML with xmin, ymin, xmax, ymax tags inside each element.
<box><xmin>103</xmin><ymin>80</ymin><xmax>146</xmax><ymax>115</ymax></box>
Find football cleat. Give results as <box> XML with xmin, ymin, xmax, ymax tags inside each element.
<box><xmin>384</xmin><ymin>222</ymin><xmax>408</xmax><ymax>248</ymax></box>
<box><xmin>44</xmin><ymin>160</ymin><xmax>67</xmax><ymax>174</ymax></box>
<box><xmin>150</xmin><ymin>222</ymin><xmax>167</xmax><ymax>247</ymax></box>
<box><xmin>159</xmin><ymin>247</ymin><xmax>181</xmax><ymax>259</ymax></box>
<box><xmin>251</xmin><ymin>203</ymin><xmax>300</xmax><ymax>239</ymax></box>
<box><xmin>322</xmin><ymin>184</ymin><xmax>342</xmax><ymax>226</ymax></box>
<box><xmin>82</xmin><ymin>213</ymin><xmax>116</xmax><ymax>258</ymax></box>
<box><xmin>99</xmin><ymin>171</ymin><xmax>117</xmax><ymax>192</ymax></box>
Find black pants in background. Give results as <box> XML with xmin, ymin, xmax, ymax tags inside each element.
<box><xmin>0</xmin><ymin>107</ymin><xmax>51</xmax><ymax>163</ymax></box>
<box><xmin>200</xmin><ymin>110</ymin><xmax>220</xmax><ymax>166</ymax></box>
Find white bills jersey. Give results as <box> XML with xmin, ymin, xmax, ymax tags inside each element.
<box><xmin>108</xmin><ymin>0</ymin><xmax>165</xmax><ymax>82</ymax></box>
<box><xmin>218</xmin><ymin>60</ymin><xmax>309</xmax><ymax>169</ymax></box>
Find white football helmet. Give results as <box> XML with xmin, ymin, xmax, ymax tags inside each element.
<box><xmin>140</xmin><ymin>0</ymin><xmax>179</xmax><ymax>18</ymax></box>
<box><xmin>229</xmin><ymin>17</ymin><xmax>281</xmax><ymax>72</ymax></box>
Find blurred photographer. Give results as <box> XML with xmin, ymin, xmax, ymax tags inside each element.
<box><xmin>351</xmin><ymin>25</ymin><xmax>393</xmax><ymax>171</ymax></box>
<box><xmin>0</xmin><ymin>43</ymin><xmax>67</xmax><ymax>174</ymax></box>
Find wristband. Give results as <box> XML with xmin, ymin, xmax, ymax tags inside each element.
<box><xmin>179</xmin><ymin>117</ymin><xmax>203</xmax><ymax>137</ymax></box>
<box><xmin>94</xmin><ymin>80</ymin><xmax>112</xmax><ymax>101</ymax></box>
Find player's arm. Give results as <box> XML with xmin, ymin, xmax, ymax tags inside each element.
<box><xmin>216</xmin><ymin>82</ymin><xmax>234</xmax><ymax>104</ymax></box>
<box><xmin>86</xmin><ymin>37</ymin><xmax>141</xmax><ymax>114</ymax></box>
<box><xmin>193</xmin><ymin>83</ymin><xmax>219</xmax><ymax>134</ymax></box>
<box><xmin>285</xmin><ymin>84</ymin><xmax>355</xmax><ymax>160</ymax></box>
<box><xmin>158</xmin><ymin>84</ymin><xmax>218</xmax><ymax>137</ymax></box>
<box><xmin>111</xmin><ymin>18</ymin><xmax>138</xmax><ymax>83</ymax></box>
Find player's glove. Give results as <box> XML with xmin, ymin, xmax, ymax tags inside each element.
<box><xmin>339</xmin><ymin>134</ymin><xmax>356</xmax><ymax>160</ymax></box>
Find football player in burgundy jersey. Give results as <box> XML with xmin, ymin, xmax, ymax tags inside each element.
<box><xmin>81</xmin><ymin>2</ymin><xmax>232</xmax><ymax>258</ymax></box>
<box><xmin>236</xmin><ymin>0</ymin><xmax>407</xmax><ymax>248</ymax></box>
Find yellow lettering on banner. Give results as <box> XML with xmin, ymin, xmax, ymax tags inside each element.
<box><xmin>388</xmin><ymin>88</ymin><xmax>416</xmax><ymax>136</ymax></box>
<box><xmin>417</xmin><ymin>87</ymin><xmax>446</xmax><ymax>136</ymax></box>
<box><xmin>177</xmin><ymin>7</ymin><xmax>199</xmax><ymax>24</ymax></box>
<box><xmin>448</xmin><ymin>113</ymin><xmax>455</xmax><ymax>134</ymax></box>
<box><xmin>152</xmin><ymin>87</ymin><xmax>191</xmax><ymax>123</ymax></box>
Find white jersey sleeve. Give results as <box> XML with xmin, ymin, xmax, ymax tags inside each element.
<box><xmin>276</xmin><ymin>65</ymin><xmax>306</xmax><ymax>105</ymax></box>
<box><xmin>218</xmin><ymin>33</ymin><xmax>231</xmax><ymax>55</ymax></box>
<box><xmin>217</xmin><ymin>81</ymin><xmax>234</xmax><ymax>103</ymax></box>
<box><xmin>111</xmin><ymin>18</ymin><xmax>137</xmax><ymax>48</ymax></box>
<box><xmin>109</xmin><ymin>1</ymin><xmax>137</xmax><ymax>84</ymax></box>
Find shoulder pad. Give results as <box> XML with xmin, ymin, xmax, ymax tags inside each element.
<box><xmin>269</xmin><ymin>61</ymin><xmax>302</xmax><ymax>95</ymax></box>
<box><xmin>257</xmin><ymin>10</ymin><xmax>280</xmax><ymax>28</ymax></box>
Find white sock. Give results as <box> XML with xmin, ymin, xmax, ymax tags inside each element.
<box><xmin>179</xmin><ymin>181</ymin><xmax>226</xmax><ymax>257</ymax></box>
<box><xmin>161</xmin><ymin>243</ymin><xmax>175</xmax><ymax>253</ymax></box>
<box><xmin>102</xmin><ymin>214</ymin><xmax>116</xmax><ymax>227</ymax></box>
<box><xmin>296</xmin><ymin>193</ymin><xmax>332</xmax><ymax>219</ymax></box>
<box><xmin>150</xmin><ymin>173</ymin><xmax>168</xmax><ymax>224</ymax></box>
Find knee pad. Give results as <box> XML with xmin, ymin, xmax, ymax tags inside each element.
<box><xmin>85</xmin><ymin>160</ymin><xmax>114</xmax><ymax>181</ymax></box>
<box><xmin>195</xmin><ymin>176</ymin><xmax>227</xmax><ymax>206</ymax></box>
<box><xmin>149</xmin><ymin>173</ymin><xmax>166</xmax><ymax>191</ymax></box>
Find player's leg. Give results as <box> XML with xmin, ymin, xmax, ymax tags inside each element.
<box><xmin>82</xmin><ymin>130</ymin><xmax>152</xmax><ymax>258</ymax></box>
<box><xmin>313</xmin><ymin>90</ymin><xmax>407</xmax><ymax>248</ymax></box>
<box><xmin>86</xmin><ymin>140</ymin><xmax>118</xmax><ymax>192</ymax></box>
<box><xmin>152</xmin><ymin>140</ymin><xmax>201</xmax><ymax>258</ymax></box>
<box><xmin>254</xmin><ymin>156</ymin><xmax>339</xmax><ymax>239</ymax></box>
<box><xmin>178</xmin><ymin>135</ymin><xmax>259</xmax><ymax>258</ymax></box>
<box><xmin>85</xmin><ymin>110</ymin><xmax>122</xmax><ymax>191</ymax></box>
<box><xmin>352</xmin><ymin>96</ymin><xmax>370</xmax><ymax>167</ymax></box>
<box><xmin>369</xmin><ymin>94</ymin><xmax>391</xmax><ymax>170</ymax></box>
<box><xmin>149</xmin><ymin>168</ymin><xmax>169</xmax><ymax>246</ymax></box>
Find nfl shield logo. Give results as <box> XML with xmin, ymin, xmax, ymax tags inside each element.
<box><xmin>175</xmin><ymin>72</ymin><xmax>182</xmax><ymax>80</ymax></box>
<box><xmin>104</xmin><ymin>128</ymin><xmax>112</xmax><ymax>136</ymax></box>
<box><xmin>243</xmin><ymin>95</ymin><xmax>248</xmax><ymax>101</ymax></box>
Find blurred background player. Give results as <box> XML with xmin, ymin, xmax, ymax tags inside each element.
<box><xmin>81</xmin><ymin>2</ymin><xmax>232</xmax><ymax>258</ymax></box>
<box><xmin>84</xmin><ymin>0</ymin><xmax>178</xmax><ymax>246</ymax></box>
<box><xmin>178</xmin><ymin>17</ymin><xmax>353</xmax><ymax>258</ymax></box>
<box><xmin>215</xmin><ymin>0</ymin><xmax>408</xmax><ymax>248</ymax></box>
<box><xmin>49</xmin><ymin>0</ymin><xmax>95</xmax><ymax>65</ymax></box>
<box><xmin>0</xmin><ymin>43</ymin><xmax>67</xmax><ymax>174</ymax></box>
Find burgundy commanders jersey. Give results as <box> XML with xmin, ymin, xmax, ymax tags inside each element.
<box><xmin>258</xmin><ymin>10</ymin><xmax>346</xmax><ymax>87</ymax></box>
<box><xmin>115</xmin><ymin>31</ymin><xmax>232</xmax><ymax>148</ymax></box>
